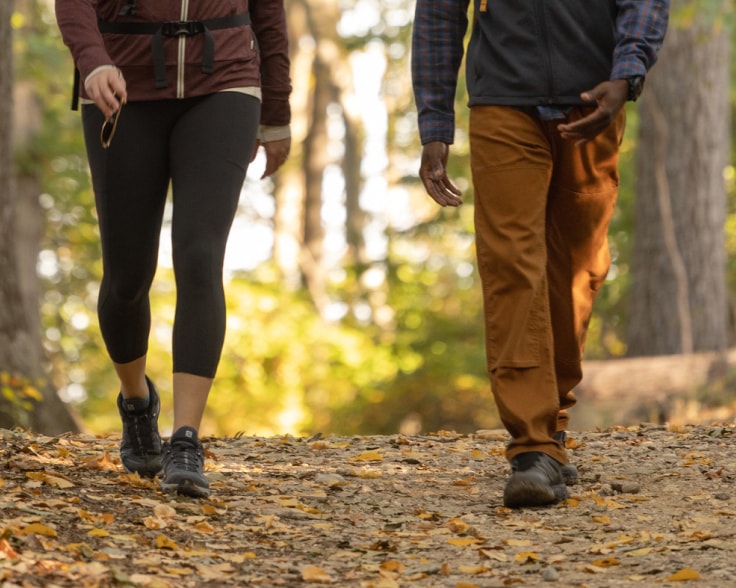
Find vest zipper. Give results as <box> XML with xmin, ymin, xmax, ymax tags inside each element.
<box><xmin>177</xmin><ymin>0</ymin><xmax>189</xmax><ymax>98</ymax></box>
<box><xmin>533</xmin><ymin>0</ymin><xmax>555</xmax><ymax>102</ymax></box>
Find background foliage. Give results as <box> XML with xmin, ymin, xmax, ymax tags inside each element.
<box><xmin>8</xmin><ymin>0</ymin><xmax>736</xmax><ymax>437</ymax></box>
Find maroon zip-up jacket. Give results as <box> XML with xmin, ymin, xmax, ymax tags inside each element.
<box><xmin>55</xmin><ymin>0</ymin><xmax>291</xmax><ymax>126</ymax></box>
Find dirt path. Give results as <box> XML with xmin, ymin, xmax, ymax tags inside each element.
<box><xmin>1</xmin><ymin>423</ymin><xmax>735</xmax><ymax>586</ymax></box>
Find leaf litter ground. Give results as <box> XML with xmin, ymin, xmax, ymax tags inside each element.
<box><xmin>1</xmin><ymin>423</ymin><xmax>735</xmax><ymax>587</ymax></box>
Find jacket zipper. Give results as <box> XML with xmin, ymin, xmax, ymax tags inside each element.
<box><xmin>533</xmin><ymin>0</ymin><xmax>554</xmax><ymax>103</ymax></box>
<box><xmin>177</xmin><ymin>0</ymin><xmax>189</xmax><ymax>98</ymax></box>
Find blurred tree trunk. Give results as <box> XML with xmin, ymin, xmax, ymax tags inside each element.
<box><xmin>301</xmin><ymin>53</ymin><xmax>331</xmax><ymax>313</ymax></box>
<box><xmin>275</xmin><ymin>0</ymin><xmax>365</xmax><ymax>315</ymax></box>
<box><xmin>272</xmin><ymin>0</ymin><xmax>307</xmax><ymax>288</ymax></box>
<box><xmin>0</xmin><ymin>1</ymin><xmax>80</xmax><ymax>433</ymax></box>
<box><xmin>628</xmin><ymin>6</ymin><xmax>730</xmax><ymax>356</ymax></box>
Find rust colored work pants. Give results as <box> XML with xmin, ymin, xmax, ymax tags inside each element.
<box><xmin>469</xmin><ymin>105</ymin><xmax>625</xmax><ymax>464</ymax></box>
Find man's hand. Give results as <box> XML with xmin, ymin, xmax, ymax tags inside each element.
<box><xmin>419</xmin><ymin>141</ymin><xmax>463</xmax><ymax>207</ymax></box>
<box><xmin>557</xmin><ymin>79</ymin><xmax>628</xmax><ymax>145</ymax></box>
<box><xmin>251</xmin><ymin>137</ymin><xmax>291</xmax><ymax>179</ymax></box>
<box><xmin>85</xmin><ymin>67</ymin><xmax>127</xmax><ymax>119</ymax></box>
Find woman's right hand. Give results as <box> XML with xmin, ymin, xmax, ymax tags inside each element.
<box><xmin>85</xmin><ymin>67</ymin><xmax>128</xmax><ymax>119</ymax></box>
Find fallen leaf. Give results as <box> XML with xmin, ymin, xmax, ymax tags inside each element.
<box><xmin>504</xmin><ymin>539</ymin><xmax>532</xmax><ymax>547</ymax></box>
<box><xmin>457</xmin><ymin>565</ymin><xmax>487</xmax><ymax>574</ymax></box>
<box><xmin>154</xmin><ymin>504</ymin><xmax>177</xmax><ymax>519</ymax></box>
<box><xmin>379</xmin><ymin>560</ymin><xmax>403</xmax><ymax>573</ymax></box>
<box><xmin>143</xmin><ymin>517</ymin><xmax>167</xmax><ymax>530</ymax></box>
<box><xmin>0</xmin><ymin>538</ymin><xmax>19</xmax><ymax>559</ymax></box>
<box><xmin>302</xmin><ymin>564</ymin><xmax>334</xmax><ymax>583</ymax></box>
<box><xmin>350</xmin><ymin>450</ymin><xmax>384</xmax><ymax>462</ymax></box>
<box><xmin>194</xmin><ymin>521</ymin><xmax>215</xmax><ymax>533</ymax></box>
<box><xmin>20</xmin><ymin>523</ymin><xmax>57</xmax><ymax>537</ymax></box>
<box><xmin>591</xmin><ymin>557</ymin><xmax>620</xmax><ymax>568</ymax></box>
<box><xmin>666</xmin><ymin>568</ymin><xmax>701</xmax><ymax>581</ymax></box>
<box><xmin>25</xmin><ymin>471</ymin><xmax>74</xmax><ymax>489</ymax></box>
<box><xmin>514</xmin><ymin>551</ymin><xmax>540</xmax><ymax>564</ymax></box>
<box><xmin>154</xmin><ymin>534</ymin><xmax>178</xmax><ymax>551</ymax></box>
<box><xmin>447</xmin><ymin>538</ymin><xmax>481</xmax><ymax>547</ymax></box>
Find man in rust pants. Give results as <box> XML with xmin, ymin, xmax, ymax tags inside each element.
<box><xmin>411</xmin><ymin>1</ymin><xmax>669</xmax><ymax>507</ymax></box>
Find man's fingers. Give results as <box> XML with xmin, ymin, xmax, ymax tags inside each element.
<box><xmin>422</xmin><ymin>174</ymin><xmax>462</xmax><ymax>207</ymax></box>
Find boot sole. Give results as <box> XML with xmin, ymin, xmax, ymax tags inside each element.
<box><xmin>161</xmin><ymin>478</ymin><xmax>210</xmax><ymax>498</ymax></box>
<box><xmin>504</xmin><ymin>479</ymin><xmax>568</xmax><ymax>508</ymax></box>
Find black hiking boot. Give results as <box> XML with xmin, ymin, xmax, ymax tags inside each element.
<box><xmin>160</xmin><ymin>427</ymin><xmax>210</xmax><ymax>498</ymax></box>
<box><xmin>503</xmin><ymin>451</ymin><xmax>570</xmax><ymax>508</ymax></box>
<box><xmin>117</xmin><ymin>376</ymin><xmax>163</xmax><ymax>477</ymax></box>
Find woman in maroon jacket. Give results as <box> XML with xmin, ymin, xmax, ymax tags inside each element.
<box><xmin>56</xmin><ymin>0</ymin><xmax>292</xmax><ymax>497</ymax></box>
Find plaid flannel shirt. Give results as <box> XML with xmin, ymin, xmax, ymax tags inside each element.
<box><xmin>412</xmin><ymin>0</ymin><xmax>670</xmax><ymax>145</ymax></box>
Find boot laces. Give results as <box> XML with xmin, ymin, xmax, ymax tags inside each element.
<box><xmin>169</xmin><ymin>441</ymin><xmax>202</xmax><ymax>472</ymax></box>
<box><xmin>123</xmin><ymin>412</ymin><xmax>156</xmax><ymax>453</ymax></box>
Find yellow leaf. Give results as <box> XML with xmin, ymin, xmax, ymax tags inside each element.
<box><xmin>154</xmin><ymin>504</ymin><xmax>177</xmax><ymax>519</ymax></box>
<box><xmin>88</xmin><ymin>528</ymin><xmax>110</xmax><ymax>537</ymax></box>
<box><xmin>356</xmin><ymin>468</ymin><xmax>382</xmax><ymax>478</ymax></box>
<box><xmin>514</xmin><ymin>551</ymin><xmax>540</xmax><ymax>564</ymax></box>
<box><xmin>504</xmin><ymin>539</ymin><xmax>532</xmax><ymax>547</ymax></box>
<box><xmin>565</xmin><ymin>498</ymin><xmax>581</xmax><ymax>507</ymax></box>
<box><xmin>666</xmin><ymin>568</ymin><xmax>701</xmax><ymax>581</ymax></box>
<box><xmin>49</xmin><ymin>474</ymin><xmax>75</xmax><ymax>489</ymax></box>
<box><xmin>591</xmin><ymin>557</ymin><xmax>620</xmax><ymax>568</ymax></box>
<box><xmin>21</xmin><ymin>523</ymin><xmax>57</xmax><ymax>538</ymax></box>
<box><xmin>350</xmin><ymin>450</ymin><xmax>383</xmax><ymax>462</ymax></box>
<box><xmin>144</xmin><ymin>516</ymin><xmax>166</xmax><ymax>530</ymax></box>
<box><xmin>447</xmin><ymin>518</ymin><xmax>469</xmax><ymax>533</ymax></box>
<box><xmin>302</xmin><ymin>564</ymin><xmax>333</xmax><ymax>583</ymax></box>
<box><xmin>379</xmin><ymin>560</ymin><xmax>404</xmax><ymax>573</ymax></box>
<box><xmin>85</xmin><ymin>451</ymin><xmax>117</xmax><ymax>471</ymax></box>
<box><xmin>470</xmin><ymin>449</ymin><xmax>486</xmax><ymax>459</ymax></box>
<box><xmin>447</xmin><ymin>538</ymin><xmax>481</xmax><ymax>547</ymax></box>
<box><xmin>163</xmin><ymin>567</ymin><xmax>193</xmax><ymax>576</ymax></box>
<box><xmin>684</xmin><ymin>530</ymin><xmax>711</xmax><ymax>541</ymax></box>
<box><xmin>452</xmin><ymin>476</ymin><xmax>477</xmax><ymax>487</ymax></box>
<box><xmin>627</xmin><ymin>547</ymin><xmax>652</xmax><ymax>557</ymax></box>
<box><xmin>592</xmin><ymin>515</ymin><xmax>611</xmax><ymax>524</ymax></box>
<box><xmin>457</xmin><ymin>565</ymin><xmax>487</xmax><ymax>574</ymax></box>
<box><xmin>0</xmin><ymin>538</ymin><xmax>19</xmax><ymax>559</ymax></box>
<box><xmin>479</xmin><ymin>549</ymin><xmax>508</xmax><ymax>562</ymax></box>
<box><xmin>64</xmin><ymin>542</ymin><xmax>95</xmax><ymax>558</ymax></box>
<box><xmin>23</xmin><ymin>385</ymin><xmax>43</xmax><ymax>402</ymax></box>
<box><xmin>25</xmin><ymin>471</ymin><xmax>74</xmax><ymax>489</ymax></box>
<box><xmin>194</xmin><ymin>521</ymin><xmax>215</xmax><ymax>533</ymax></box>
<box><xmin>155</xmin><ymin>534</ymin><xmax>178</xmax><ymax>550</ymax></box>
<box><xmin>456</xmin><ymin>583</ymin><xmax>480</xmax><ymax>588</ymax></box>
<box><xmin>202</xmin><ymin>504</ymin><xmax>219</xmax><ymax>515</ymax></box>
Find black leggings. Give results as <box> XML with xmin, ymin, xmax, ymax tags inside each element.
<box><xmin>82</xmin><ymin>92</ymin><xmax>260</xmax><ymax>377</ymax></box>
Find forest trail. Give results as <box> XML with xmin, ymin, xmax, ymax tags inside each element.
<box><xmin>1</xmin><ymin>424</ymin><xmax>734</xmax><ymax>586</ymax></box>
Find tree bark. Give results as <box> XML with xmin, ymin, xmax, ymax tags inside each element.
<box><xmin>628</xmin><ymin>6</ymin><xmax>730</xmax><ymax>356</ymax></box>
<box><xmin>0</xmin><ymin>2</ymin><xmax>80</xmax><ymax>433</ymax></box>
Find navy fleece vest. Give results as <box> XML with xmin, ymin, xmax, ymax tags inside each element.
<box><xmin>467</xmin><ymin>0</ymin><xmax>618</xmax><ymax>106</ymax></box>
